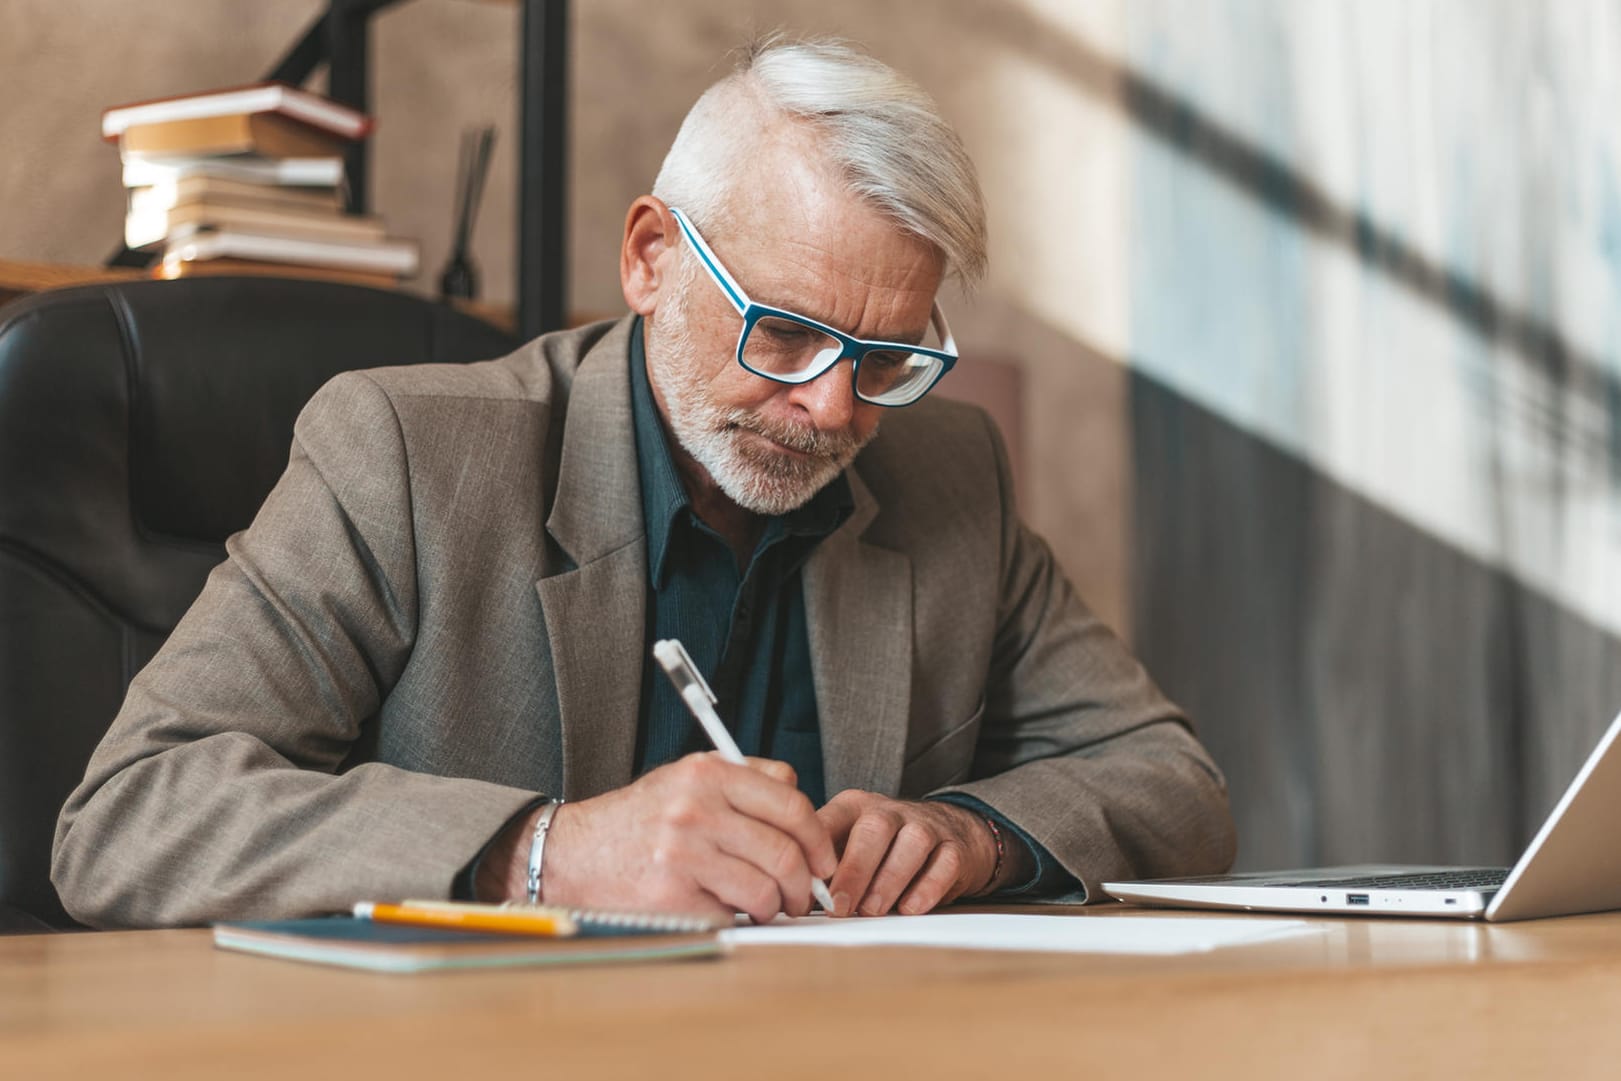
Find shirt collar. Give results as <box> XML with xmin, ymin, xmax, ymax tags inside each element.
<box><xmin>628</xmin><ymin>318</ymin><xmax>854</xmax><ymax>587</ymax></box>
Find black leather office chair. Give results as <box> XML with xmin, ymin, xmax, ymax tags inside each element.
<box><xmin>0</xmin><ymin>277</ymin><xmax>519</xmax><ymax>931</ymax></box>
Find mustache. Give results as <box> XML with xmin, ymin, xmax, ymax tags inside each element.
<box><xmin>723</xmin><ymin>410</ymin><xmax>868</xmax><ymax>459</ymax></box>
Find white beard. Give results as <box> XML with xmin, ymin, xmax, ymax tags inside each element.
<box><xmin>646</xmin><ymin>255</ymin><xmax>875</xmax><ymax>517</ymax></box>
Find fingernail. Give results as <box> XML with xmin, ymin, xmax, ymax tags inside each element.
<box><xmin>833</xmin><ymin>892</ymin><xmax>851</xmax><ymax>917</ymax></box>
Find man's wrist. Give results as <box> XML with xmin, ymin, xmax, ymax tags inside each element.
<box><xmin>978</xmin><ymin>813</ymin><xmax>1007</xmax><ymax>893</ymax></box>
<box><xmin>929</xmin><ymin>801</ymin><xmax>1002</xmax><ymax>897</ymax></box>
<box><xmin>984</xmin><ymin>818</ymin><xmax>1036</xmax><ymax>894</ymax></box>
<box><xmin>524</xmin><ymin>799</ymin><xmax>565</xmax><ymax>903</ymax></box>
<box><xmin>927</xmin><ymin>795</ymin><xmax>1041</xmax><ymax>897</ymax></box>
<box><xmin>474</xmin><ymin>803</ymin><xmax>547</xmax><ymax>902</ymax></box>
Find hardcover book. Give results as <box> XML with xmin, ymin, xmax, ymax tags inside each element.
<box><xmin>127</xmin><ymin>199</ymin><xmax>384</xmax><ymax>251</ymax></box>
<box><xmin>130</xmin><ymin>175</ymin><xmax>343</xmax><ymax>215</ymax></box>
<box><xmin>122</xmin><ymin>156</ymin><xmax>346</xmax><ymax>189</ymax></box>
<box><xmin>103</xmin><ymin>82</ymin><xmax>372</xmax><ymax>141</ymax></box>
<box><xmin>119</xmin><ymin>113</ymin><xmax>349</xmax><ymax>161</ymax></box>
<box><xmin>163</xmin><ymin>226</ymin><xmax>420</xmax><ymax>276</ymax></box>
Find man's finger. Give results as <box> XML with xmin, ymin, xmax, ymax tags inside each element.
<box><xmin>719</xmin><ymin>766</ymin><xmax>836</xmax><ymax>879</ymax></box>
<box><xmin>858</xmin><ymin>820</ymin><xmax>936</xmax><ymax>916</ymax></box>
<box><xmin>679</xmin><ymin>886</ymin><xmax>741</xmax><ymax>922</ymax></box>
<box><xmin>896</xmin><ymin>841</ymin><xmax>965</xmax><ymax>915</ymax></box>
<box><xmin>827</xmin><ymin>808</ymin><xmax>901</xmax><ymax>917</ymax></box>
<box><xmin>816</xmin><ymin>789</ymin><xmax>872</xmax><ymax>848</ymax></box>
<box><xmin>694</xmin><ymin>849</ymin><xmax>787</xmax><ymax>925</ymax></box>
<box><xmin>742</xmin><ymin>756</ymin><xmax>797</xmax><ymax>788</ymax></box>
<box><xmin>709</xmin><ymin>807</ymin><xmax>818</xmax><ymax>918</ymax></box>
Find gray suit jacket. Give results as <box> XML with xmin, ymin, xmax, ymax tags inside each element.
<box><xmin>52</xmin><ymin>317</ymin><xmax>1235</xmax><ymax>928</ymax></box>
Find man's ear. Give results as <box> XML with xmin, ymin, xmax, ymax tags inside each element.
<box><xmin>620</xmin><ymin>196</ymin><xmax>677</xmax><ymax>317</ymax></box>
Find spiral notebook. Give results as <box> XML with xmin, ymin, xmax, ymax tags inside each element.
<box><xmin>214</xmin><ymin>904</ymin><xmax>728</xmax><ymax>974</ymax></box>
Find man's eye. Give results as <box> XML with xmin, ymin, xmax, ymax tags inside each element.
<box><xmin>865</xmin><ymin>350</ymin><xmax>908</xmax><ymax>371</ymax></box>
<box><xmin>766</xmin><ymin>324</ymin><xmax>813</xmax><ymax>342</ymax></box>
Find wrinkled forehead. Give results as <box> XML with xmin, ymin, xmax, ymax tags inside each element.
<box><xmin>704</xmin><ymin>140</ymin><xmax>945</xmax><ymax>338</ymax></box>
<box><xmin>724</xmin><ymin>131</ymin><xmax>937</xmax><ymax>262</ymax></box>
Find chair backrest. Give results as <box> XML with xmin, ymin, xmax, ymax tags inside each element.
<box><xmin>0</xmin><ymin>277</ymin><xmax>518</xmax><ymax>930</ymax></box>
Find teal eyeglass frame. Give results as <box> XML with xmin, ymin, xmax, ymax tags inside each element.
<box><xmin>667</xmin><ymin>205</ymin><xmax>959</xmax><ymax>407</ymax></box>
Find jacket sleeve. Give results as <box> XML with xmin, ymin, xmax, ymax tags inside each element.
<box><xmin>929</xmin><ymin>411</ymin><xmax>1238</xmax><ymax>899</ymax></box>
<box><xmin>51</xmin><ymin>371</ymin><xmax>540</xmax><ymax>928</ymax></box>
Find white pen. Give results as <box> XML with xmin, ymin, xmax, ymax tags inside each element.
<box><xmin>652</xmin><ymin>638</ymin><xmax>837</xmax><ymax>914</ymax></box>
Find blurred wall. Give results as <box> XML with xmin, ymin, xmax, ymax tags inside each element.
<box><xmin>5</xmin><ymin>0</ymin><xmax>1617</xmax><ymax>870</ymax></box>
<box><xmin>1121</xmin><ymin>0</ymin><xmax>1621</xmax><ymax>868</ymax></box>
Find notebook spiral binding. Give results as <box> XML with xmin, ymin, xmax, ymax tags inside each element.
<box><xmin>570</xmin><ymin>908</ymin><xmax>728</xmax><ymax>933</ymax></box>
<box><xmin>498</xmin><ymin>901</ymin><xmax>729</xmax><ymax>934</ymax></box>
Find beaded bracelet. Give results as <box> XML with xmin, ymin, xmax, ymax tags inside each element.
<box><xmin>980</xmin><ymin>813</ymin><xmax>1005</xmax><ymax>894</ymax></box>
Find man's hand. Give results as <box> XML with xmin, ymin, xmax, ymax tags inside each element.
<box><xmin>476</xmin><ymin>753</ymin><xmax>835</xmax><ymax>924</ymax></box>
<box><xmin>817</xmin><ymin>791</ymin><xmax>1022</xmax><ymax>917</ymax></box>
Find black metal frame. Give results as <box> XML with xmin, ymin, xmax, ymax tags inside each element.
<box><xmin>267</xmin><ymin>0</ymin><xmax>401</xmax><ymax>216</ymax></box>
<box><xmin>519</xmin><ymin>0</ymin><xmax>568</xmax><ymax>339</ymax></box>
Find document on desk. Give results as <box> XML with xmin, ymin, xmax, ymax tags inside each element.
<box><xmin>721</xmin><ymin>914</ymin><xmax>1318</xmax><ymax>955</ymax></box>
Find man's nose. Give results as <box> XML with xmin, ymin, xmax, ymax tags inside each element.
<box><xmin>786</xmin><ymin>357</ymin><xmax>857</xmax><ymax>431</ymax></box>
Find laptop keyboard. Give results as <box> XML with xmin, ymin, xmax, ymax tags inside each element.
<box><xmin>1258</xmin><ymin>869</ymin><xmax>1509</xmax><ymax>891</ymax></box>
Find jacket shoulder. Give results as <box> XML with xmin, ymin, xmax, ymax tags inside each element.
<box><xmin>338</xmin><ymin>318</ymin><xmax>624</xmax><ymax>407</ymax></box>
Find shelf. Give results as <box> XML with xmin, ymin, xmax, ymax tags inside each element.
<box><xmin>0</xmin><ymin>260</ymin><xmax>147</xmax><ymax>308</ymax></box>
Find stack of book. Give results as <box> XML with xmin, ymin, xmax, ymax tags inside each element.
<box><xmin>102</xmin><ymin>83</ymin><xmax>419</xmax><ymax>287</ymax></box>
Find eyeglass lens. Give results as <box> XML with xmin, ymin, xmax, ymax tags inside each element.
<box><xmin>742</xmin><ymin>315</ymin><xmax>943</xmax><ymax>405</ymax></box>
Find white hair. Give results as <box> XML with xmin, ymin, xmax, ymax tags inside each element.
<box><xmin>652</xmin><ymin>35</ymin><xmax>987</xmax><ymax>284</ymax></box>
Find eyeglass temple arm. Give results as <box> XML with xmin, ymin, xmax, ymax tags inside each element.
<box><xmin>668</xmin><ymin>206</ymin><xmax>750</xmax><ymax>316</ymax></box>
<box><xmin>931</xmin><ymin>302</ymin><xmax>958</xmax><ymax>357</ymax></box>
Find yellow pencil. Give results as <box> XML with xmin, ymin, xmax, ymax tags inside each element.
<box><xmin>353</xmin><ymin>900</ymin><xmax>578</xmax><ymax>937</ymax></box>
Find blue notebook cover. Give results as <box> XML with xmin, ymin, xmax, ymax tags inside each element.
<box><xmin>213</xmin><ymin>916</ymin><xmax>724</xmax><ymax>974</ymax></box>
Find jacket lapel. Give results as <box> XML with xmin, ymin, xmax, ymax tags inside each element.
<box><xmin>535</xmin><ymin>316</ymin><xmax>916</xmax><ymax>801</ymax></box>
<box><xmin>535</xmin><ymin>318</ymin><xmax>647</xmax><ymax>800</ymax></box>
<box><xmin>804</xmin><ymin>468</ymin><xmax>913</xmax><ymax>798</ymax></box>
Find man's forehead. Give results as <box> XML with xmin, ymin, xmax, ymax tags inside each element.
<box><xmin>724</xmin><ymin>135</ymin><xmax>932</xmax><ymax>263</ymax></box>
<box><xmin>711</xmin><ymin>170</ymin><xmax>944</xmax><ymax>339</ymax></box>
<box><xmin>735</xmin><ymin>233</ymin><xmax>941</xmax><ymax>343</ymax></box>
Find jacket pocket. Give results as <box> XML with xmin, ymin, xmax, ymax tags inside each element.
<box><xmin>899</xmin><ymin>698</ymin><xmax>985</xmax><ymax>799</ymax></box>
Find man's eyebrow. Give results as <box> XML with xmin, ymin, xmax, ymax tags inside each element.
<box><xmin>856</xmin><ymin>322</ymin><xmax>930</xmax><ymax>348</ymax></box>
<box><xmin>867</xmin><ymin>322</ymin><xmax>929</xmax><ymax>347</ymax></box>
<box><xmin>758</xmin><ymin>296</ymin><xmax>930</xmax><ymax>346</ymax></box>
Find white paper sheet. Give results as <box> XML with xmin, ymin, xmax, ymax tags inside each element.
<box><xmin>720</xmin><ymin>913</ymin><xmax>1317</xmax><ymax>955</ymax></box>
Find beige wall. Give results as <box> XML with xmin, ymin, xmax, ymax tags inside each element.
<box><xmin>0</xmin><ymin>0</ymin><xmax>1135</xmax><ymax>637</ymax></box>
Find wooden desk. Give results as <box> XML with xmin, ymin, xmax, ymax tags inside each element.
<box><xmin>4</xmin><ymin>906</ymin><xmax>1621</xmax><ymax>1080</ymax></box>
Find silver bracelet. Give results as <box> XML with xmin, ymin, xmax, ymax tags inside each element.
<box><xmin>524</xmin><ymin>799</ymin><xmax>564</xmax><ymax>904</ymax></box>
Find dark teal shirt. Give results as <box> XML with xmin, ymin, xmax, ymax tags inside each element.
<box><xmin>628</xmin><ymin>322</ymin><xmax>851</xmax><ymax>805</ymax></box>
<box><xmin>625</xmin><ymin>323</ymin><xmax>1073</xmax><ymax>899</ymax></box>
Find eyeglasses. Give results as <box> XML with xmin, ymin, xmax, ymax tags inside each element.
<box><xmin>668</xmin><ymin>205</ymin><xmax>958</xmax><ymax>407</ymax></box>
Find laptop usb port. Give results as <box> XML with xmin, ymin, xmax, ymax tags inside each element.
<box><xmin>1347</xmin><ymin>893</ymin><xmax>1370</xmax><ymax>905</ymax></box>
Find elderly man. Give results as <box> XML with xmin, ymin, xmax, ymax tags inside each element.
<box><xmin>53</xmin><ymin>38</ymin><xmax>1235</xmax><ymax>928</ymax></box>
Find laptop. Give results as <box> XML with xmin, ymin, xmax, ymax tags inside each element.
<box><xmin>1103</xmin><ymin>707</ymin><xmax>1621</xmax><ymax>922</ymax></box>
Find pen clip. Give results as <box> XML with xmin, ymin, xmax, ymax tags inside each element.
<box><xmin>653</xmin><ymin>638</ymin><xmax>718</xmax><ymax>705</ymax></box>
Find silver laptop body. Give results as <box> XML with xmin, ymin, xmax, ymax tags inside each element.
<box><xmin>1103</xmin><ymin>707</ymin><xmax>1621</xmax><ymax>922</ymax></box>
